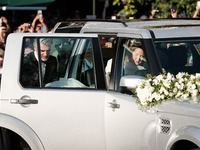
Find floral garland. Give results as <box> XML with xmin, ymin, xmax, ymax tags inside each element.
<box><xmin>131</xmin><ymin>70</ymin><xmax>200</xmax><ymax>109</ymax></box>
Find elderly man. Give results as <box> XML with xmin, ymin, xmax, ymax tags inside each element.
<box><xmin>21</xmin><ymin>38</ymin><xmax>58</xmax><ymax>87</ymax></box>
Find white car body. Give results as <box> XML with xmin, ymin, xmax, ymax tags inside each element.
<box><xmin>1</xmin><ymin>19</ymin><xmax>200</xmax><ymax>150</ymax></box>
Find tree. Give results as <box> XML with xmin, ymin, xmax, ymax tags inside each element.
<box><xmin>112</xmin><ymin>0</ymin><xmax>154</xmax><ymax>19</ymax></box>
<box><xmin>113</xmin><ymin>0</ymin><xmax>199</xmax><ymax>19</ymax></box>
<box><xmin>151</xmin><ymin>0</ymin><xmax>197</xmax><ymax>18</ymax></box>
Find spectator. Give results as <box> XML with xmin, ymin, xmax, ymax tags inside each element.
<box><xmin>32</xmin><ymin>14</ymin><xmax>48</xmax><ymax>33</ymax></box>
<box><xmin>74</xmin><ymin>10</ymin><xmax>81</xmax><ymax>19</ymax></box>
<box><xmin>149</xmin><ymin>9</ymin><xmax>159</xmax><ymax>19</ymax></box>
<box><xmin>17</xmin><ymin>23</ymin><xmax>33</xmax><ymax>33</ymax></box>
<box><xmin>149</xmin><ymin>10</ymin><xmax>156</xmax><ymax>19</ymax></box>
<box><xmin>120</xmin><ymin>12</ymin><xmax>126</xmax><ymax>19</ymax></box>
<box><xmin>0</xmin><ymin>48</ymin><xmax>4</xmax><ymax>75</ymax></box>
<box><xmin>171</xmin><ymin>4</ymin><xmax>177</xmax><ymax>18</ymax></box>
<box><xmin>193</xmin><ymin>5</ymin><xmax>200</xmax><ymax>18</ymax></box>
<box><xmin>140</xmin><ymin>15</ymin><xmax>148</xmax><ymax>19</ymax></box>
<box><xmin>21</xmin><ymin>38</ymin><xmax>58</xmax><ymax>87</ymax></box>
<box><xmin>0</xmin><ymin>16</ymin><xmax>11</xmax><ymax>33</ymax></box>
<box><xmin>0</xmin><ymin>16</ymin><xmax>11</xmax><ymax>48</ymax></box>
<box><xmin>0</xmin><ymin>26</ymin><xmax>8</xmax><ymax>48</ymax></box>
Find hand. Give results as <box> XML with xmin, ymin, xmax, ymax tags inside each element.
<box><xmin>18</xmin><ymin>23</ymin><xmax>33</xmax><ymax>33</ymax></box>
<box><xmin>151</xmin><ymin>10</ymin><xmax>156</xmax><ymax>16</ymax></box>
<box><xmin>196</xmin><ymin>5</ymin><xmax>200</xmax><ymax>11</ymax></box>
<box><xmin>171</xmin><ymin>9</ymin><xmax>177</xmax><ymax>18</ymax></box>
<box><xmin>33</xmin><ymin>14</ymin><xmax>40</xmax><ymax>21</ymax></box>
<box><xmin>39</xmin><ymin>17</ymin><xmax>44</xmax><ymax>23</ymax></box>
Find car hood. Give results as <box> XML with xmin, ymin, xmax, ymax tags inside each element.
<box><xmin>156</xmin><ymin>99</ymin><xmax>200</xmax><ymax>118</ymax></box>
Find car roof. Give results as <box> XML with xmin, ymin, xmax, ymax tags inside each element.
<box><xmin>53</xmin><ymin>19</ymin><xmax>200</xmax><ymax>39</ymax></box>
<box><xmin>126</xmin><ymin>19</ymin><xmax>200</xmax><ymax>28</ymax></box>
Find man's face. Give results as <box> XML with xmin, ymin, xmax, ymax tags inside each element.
<box><xmin>132</xmin><ymin>48</ymin><xmax>144</xmax><ymax>65</ymax></box>
<box><xmin>35</xmin><ymin>43</ymin><xmax>51</xmax><ymax>61</ymax></box>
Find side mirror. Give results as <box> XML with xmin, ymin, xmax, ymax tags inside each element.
<box><xmin>119</xmin><ymin>75</ymin><xmax>144</xmax><ymax>95</ymax></box>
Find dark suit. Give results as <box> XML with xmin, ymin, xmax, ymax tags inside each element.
<box><xmin>21</xmin><ymin>52</ymin><xmax>58</xmax><ymax>87</ymax></box>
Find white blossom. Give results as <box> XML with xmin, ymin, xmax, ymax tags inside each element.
<box><xmin>134</xmin><ymin>72</ymin><xmax>200</xmax><ymax>109</ymax></box>
<box><xmin>190</xmin><ymin>75</ymin><xmax>195</xmax><ymax>80</ymax></box>
<box><xmin>163</xmin><ymin>79</ymin><xmax>171</xmax><ymax>88</ymax></box>
<box><xmin>196</xmin><ymin>73</ymin><xmax>200</xmax><ymax>78</ymax></box>
<box><xmin>152</xmin><ymin>92</ymin><xmax>161</xmax><ymax>101</ymax></box>
<box><xmin>181</xmin><ymin>94</ymin><xmax>189</xmax><ymax>99</ymax></box>
<box><xmin>176</xmin><ymin>72</ymin><xmax>184</xmax><ymax>79</ymax></box>
<box><xmin>173</xmin><ymin>87</ymin><xmax>178</xmax><ymax>93</ymax></box>
<box><xmin>191</xmin><ymin>89</ymin><xmax>198</xmax><ymax>97</ymax></box>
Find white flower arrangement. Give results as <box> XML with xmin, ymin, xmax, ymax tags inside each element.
<box><xmin>132</xmin><ymin>70</ymin><xmax>200</xmax><ymax>109</ymax></box>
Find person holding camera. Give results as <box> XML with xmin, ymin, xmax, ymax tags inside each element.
<box><xmin>149</xmin><ymin>10</ymin><xmax>159</xmax><ymax>19</ymax></box>
<box><xmin>0</xmin><ymin>16</ymin><xmax>11</xmax><ymax>48</ymax></box>
<box><xmin>0</xmin><ymin>16</ymin><xmax>11</xmax><ymax>33</ymax></box>
<box><xmin>193</xmin><ymin>2</ymin><xmax>200</xmax><ymax>18</ymax></box>
<box><xmin>31</xmin><ymin>13</ymin><xmax>48</xmax><ymax>33</ymax></box>
<box><xmin>17</xmin><ymin>23</ymin><xmax>33</xmax><ymax>33</ymax></box>
<box><xmin>171</xmin><ymin>6</ymin><xmax>177</xmax><ymax>18</ymax></box>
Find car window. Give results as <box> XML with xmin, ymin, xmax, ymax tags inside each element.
<box><xmin>115</xmin><ymin>38</ymin><xmax>150</xmax><ymax>91</ymax></box>
<box><xmin>98</xmin><ymin>35</ymin><xmax>117</xmax><ymax>87</ymax></box>
<box><xmin>154</xmin><ymin>39</ymin><xmax>200</xmax><ymax>75</ymax></box>
<box><xmin>20</xmin><ymin>37</ymin><xmax>96</xmax><ymax>89</ymax></box>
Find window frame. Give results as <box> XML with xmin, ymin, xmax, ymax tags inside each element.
<box><xmin>19</xmin><ymin>35</ymin><xmax>106</xmax><ymax>90</ymax></box>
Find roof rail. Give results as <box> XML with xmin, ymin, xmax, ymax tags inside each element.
<box><xmin>53</xmin><ymin>19</ymin><xmax>128</xmax><ymax>33</ymax></box>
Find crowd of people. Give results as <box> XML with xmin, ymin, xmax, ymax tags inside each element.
<box><xmin>149</xmin><ymin>4</ymin><xmax>200</xmax><ymax>19</ymax></box>
<box><xmin>0</xmin><ymin>10</ymin><xmax>60</xmax><ymax>76</ymax></box>
<box><xmin>0</xmin><ymin>2</ymin><xmax>200</xmax><ymax>75</ymax></box>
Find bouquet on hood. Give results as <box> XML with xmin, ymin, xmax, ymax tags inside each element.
<box><xmin>132</xmin><ymin>70</ymin><xmax>200</xmax><ymax>109</ymax></box>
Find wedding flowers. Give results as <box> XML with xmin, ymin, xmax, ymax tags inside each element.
<box><xmin>132</xmin><ymin>71</ymin><xmax>200</xmax><ymax>109</ymax></box>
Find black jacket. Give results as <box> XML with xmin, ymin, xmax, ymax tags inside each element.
<box><xmin>21</xmin><ymin>52</ymin><xmax>58</xmax><ymax>87</ymax></box>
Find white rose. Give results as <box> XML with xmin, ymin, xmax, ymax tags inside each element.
<box><xmin>173</xmin><ymin>88</ymin><xmax>178</xmax><ymax>93</ymax></box>
<box><xmin>190</xmin><ymin>75</ymin><xmax>195</xmax><ymax>80</ymax></box>
<box><xmin>153</xmin><ymin>78</ymin><xmax>159</xmax><ymax>85</ymax></box>
<box><xmin>175</xmin><ymin>91</ymin><xmax>182</xmax><ymax>98</ymax></box>
<box><xmin>152</xmin><ymin>92</ymin><xmax>161</xmax><ymax>101</ymax></box>
<box><xmin>160</xmin><ymin>94</ymin><xmax>165</xmax><ymax>100</ymax></box>
<box><xmin>191</xmin><ymin>89</ymin><xmax>198</xmax><ymax>97</ymax></box>
<box><xmin>156</xmin><ymin>74</ymin><xmax>163</xmax><ymax>81</ymax></box>
<box><xmin>195</xmin><ymin>73</ymin><xmax>200</xmax><ymax>78</ymax></box>
<box><xmin>181</xmin><ymin>94</ymin><xmax>189</xmax><ymax>99</ymax></box>
<box><xmin>163</xmin><ymin>79</ymin><xmax>170</xmax><ymax>88</ymax></box>
<box><xmin>176</xmin><ymin>72</ymin><xmax>184</xmax><ymax>79</ymax></box>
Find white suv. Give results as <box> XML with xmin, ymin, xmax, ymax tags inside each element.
<box><xmin>1</xmin><ymin>19</ymin><xmax>200</xmax><ymax>150</ymax></box>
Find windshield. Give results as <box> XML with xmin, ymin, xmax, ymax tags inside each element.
<box><xmin>154</xmin><ymin>39</ymin><xmax>200</xmax><ymax>75</ymax></box>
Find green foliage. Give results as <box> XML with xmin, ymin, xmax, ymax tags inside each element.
<box><xmin>113</xmin><ymin>0</ymin><xmax>199</xmax><ymax>18</ymax></box>
<box><xmin>152</xmin><ymin>0</ymin><xmax>197</xmax><ymax>18</ymax></box>
<box><xmin>112</xmin><ymin>0</ymin><xmax>153</xmax><ymax>18</ymax></box>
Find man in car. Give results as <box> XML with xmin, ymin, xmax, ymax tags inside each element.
<box><xmin>21</xmin><ymin>38</ymin><xmax>58</xmax><ymax>87</ymax></box>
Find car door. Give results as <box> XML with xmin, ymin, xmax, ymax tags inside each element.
<box><xmin>1</xmin><ymin>33</ymin><xmax>106</xmax><ymax>150</ymax></box>
<box><xmin>105</xmin><ymin>34</ymin><xmax>157</xmax><ymax>150</ymax></box>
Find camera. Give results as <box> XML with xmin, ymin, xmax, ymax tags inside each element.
<box><xmin>172</xmin><ymin>3</ymin><xmax>177</xmax><ymax>13</ymax></box>
<box><xmin>153</xmin><ymin>10</ymin><xmax>159</xmax><ymax>13</ymax></box>
<box><xmin>198</xmin><ymin>1</ymin><xmax>200</xmax><ymax>7</ymax></box>
<box><xmin>37</xmin><ymin>10</ymin><xmax>43</xmax><ymax>19</ymax></box>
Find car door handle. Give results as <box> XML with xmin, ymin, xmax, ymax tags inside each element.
<box><xmin>10</xmin><ymin>99</ymin><xmax>38</xmax><ymax>104</ymax></box>
<box><xmin>108</xmin><ymin>100</ymin><xmax>120</xmax><ymax>111</ymax></box>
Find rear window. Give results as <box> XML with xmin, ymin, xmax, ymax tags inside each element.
<box><xmin>20</xmin><ymin>37</ymin><xmax>96</xmax><ymax>89</ymax></box>
<box><xmin>154</xmin><ymin>39</ymin><xmax>200</xmax><ymax>75</ymax></box>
